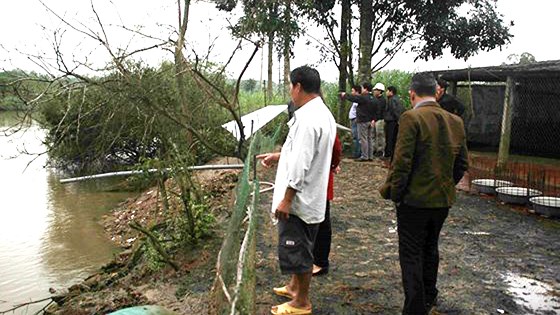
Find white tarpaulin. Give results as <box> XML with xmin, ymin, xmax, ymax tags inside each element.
<box><xmin>221</xmin><ymin>104</ymin><xmax>288</xmax><ymax>141</ymax></box>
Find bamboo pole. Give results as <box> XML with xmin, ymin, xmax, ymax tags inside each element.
<box><xmin>497</xmin><ymin>76</ymin><xmax>515</xmax><ymax>170</ymax></box>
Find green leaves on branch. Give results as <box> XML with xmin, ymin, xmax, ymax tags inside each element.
<box><xmin>36</xmin><ymin>61</ymin><xmax>237</xmax><ymax>175</ymax></box>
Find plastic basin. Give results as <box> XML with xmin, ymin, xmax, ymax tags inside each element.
<box><xmin>495</xmin><ymin>187</ymin><xmax>542</xmax><ymax>204</ymax></box>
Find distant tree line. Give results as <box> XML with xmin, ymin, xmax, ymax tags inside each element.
<box><xmin>215</xmin><ymin>0</ymin><xmax>512</xmax><ymax>122</ymax></box>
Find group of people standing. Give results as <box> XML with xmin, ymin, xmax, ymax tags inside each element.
<box><xmin>345</xmin><ymin>77</ymin><xmax>465</xmax><ymax>164</ymax></box>
<box><xmin>343</xmin><ymin>82</ymin><xmax>405</xmax><ymax>162</ymax></box>
<box><xmin>258</xmin><ymin>65</ymin><xmax>468</xmax><ymax>315</ymax></box>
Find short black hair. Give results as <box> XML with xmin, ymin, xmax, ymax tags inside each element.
<box><xmin>351</xmin><ymin>84</ymin><xmax>362</xmax><ymax>93</ymax></box>
<box><xmin>290</xmin><ymin>66</ymin><xmax>321</xmax><ymax>94</ymax></box>
<box><xmin>362</xmin><ymin>82</ymin><xmax>373</xmax><ymax>92</ymax></box>
<box><xmin>410</xmin><ymin>73</ymin><xmax>437</xmax><ymax>97</ymax></box>
<box><xmin>387</xmin><ymin>86</ymin><xmax>397</xmax><ymax>95</ymax></box>
<box><xmin>436</xmin><ymin>77</ymin><xmax>449</xmax><ymax>90</ymax></box>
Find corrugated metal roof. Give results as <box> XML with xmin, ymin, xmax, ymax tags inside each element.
<box><xmin>431</xmin><ymin>59</ymin><xmax>560</xmax><ymax>82</ymax></box>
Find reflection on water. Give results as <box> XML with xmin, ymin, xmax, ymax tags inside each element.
<box><xmin>0</xmin><ymin>111</ymin><xmax>135</xmax><ymax>312</ymax></box>
<box><xmin>503</xmin><ymin>272</ymin><xmax>560</xmax><ymax>313</ymax></box>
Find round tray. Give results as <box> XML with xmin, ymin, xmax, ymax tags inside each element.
<box><xmin>471</xmin><ymin>179</ymin><xmax>514</xmax><ymax>195</ymax></box>
<box><xmin>529</xmin><ymin>196</ymin><xmax>560</xmax><ymax>218</ymax></box>
<box><xmin>495</xmin><ymin>187</ymin><xmax>542</xmax><ymax>204</ymax></box>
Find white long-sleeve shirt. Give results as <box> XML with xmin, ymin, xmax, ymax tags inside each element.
<box><xmin>348</xmin><ymin>102</ymin><xmax>358</xmax><ymax>120</ymax></box>
<box><xmin>271</xmin><ymin>96</ymin><xmax>336</xmax><ymax>224</ymax></box>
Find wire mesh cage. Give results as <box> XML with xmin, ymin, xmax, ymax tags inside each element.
<box><xmin>437</xmin><ymin>63</ymin><xmax>560</xmax><ymax>217</ymax></box>
<box><xmin>469</xmin><ymin>155</ymin><xmax>560</xmax><ymax>217</ymax></box>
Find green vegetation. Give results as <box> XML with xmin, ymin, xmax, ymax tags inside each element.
<box><xmin>214</xmin><ymin>129</ymin><xmax>280</xmax><ymax>314</ymax></box>
<box><xmin>371</xmin><ymin>70</ymin><xmax>413</xmax><ymax>109</ymax></box>
<box><xmin>0</xmin><ymin>70</ymin><xmax>48</xmax><ymax>111</ymax></box>
<box><xmin>237</xmin><ymin>69</ymin><xmax>412</xmax><ymax>130</ymax></box>
<box><xmin>35</xmin><ymin>62</ymin><xmax>236</xmax><ymax>175</ymax></box>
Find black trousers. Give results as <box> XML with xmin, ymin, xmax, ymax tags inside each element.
<box><xmin>385</xmin><ymin>120</ymin><xmax>399</xmax><ymax>159</ymax></box>
<box><xmin>396</xmin><ymin>204</ymin><xmax>449</xmax><ymax>315</ymax></box>
<box><xmin>313</xmin><ymin>201</ymin><xmax>331</xmax><ymax>269</ymax></box>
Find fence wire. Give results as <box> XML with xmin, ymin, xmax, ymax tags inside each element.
<box><xmin>455</xmin><ymin>76</ymin><xmax>560</xmax><ymax>217</ymax></box>
<box><xmin>213</xmin><ymin>127</ymin><xmax>281</xmax><ymax>315</ymax></box>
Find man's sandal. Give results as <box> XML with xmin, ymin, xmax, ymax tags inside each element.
<box><xmin>272</xmin><ymin>286</ymin><xmax>293</xmax><ymax>299</ymax></box>
<box><xmin>271</xmin><ymin>302</ymin><xmax>312</xmax><ymax>315</ymax></box>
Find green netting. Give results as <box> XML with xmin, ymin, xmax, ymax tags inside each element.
<box><xmin>214</xmin><ymin>125</ymin><xmax>282</xmax><ymax>315</ymax></box>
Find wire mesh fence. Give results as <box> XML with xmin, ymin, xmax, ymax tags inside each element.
<box><xmin>451</xmin><ymin>75</ymin><xmax>560</xmax><ymax>218</ymax></box>
<box><xmin>457</xmin><ymin>76</ymin><xmax>560</xmax><ymax>158</ymax></box>
<box><xmin>468</xmin><ymin>155</ymin><xmax>560</xmax><ymax>218</ymax></box>
<box><xmin>212</xmin><ymin>129</ymin><xmax>280</xmax><ymax>315</ymax></box>
<box><xmin>510</xmin><ymin>77</ymin><xmax>560</xmax><ymax>157</ymax></box>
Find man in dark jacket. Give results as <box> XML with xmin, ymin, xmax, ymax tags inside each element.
<box><xmin>436</xmin><ymin>78</ymin><xmax>465</xmax><ymax>118</ymax></box>
<box><xmin>340</xmin><ymin>83</ymin><xmax>377</xmax><ymax>161</ymax></box>
<box><xmin>383</xmin><ymin>86</ymin><xmax>405</xmax><ymax>160</ymax></box>
<box><xmin>379</xmin><ymin>73</ymin><xmax>468</xmax><ymax>315</ymax></box>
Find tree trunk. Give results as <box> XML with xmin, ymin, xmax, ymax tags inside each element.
<box><xmin>358</xmin><ymin>0</ymin><xmax>373</xmax><ymax>83</ymax></box>
<box><xmin>267</xmin><ymin>32</ymin><xmax>274</xmax><ymax>104</ymax></box>
<box><xmin>283</xmin><ymin>0</ymin><xmax>291</xmax><ymax>100</ymax></box>
<box><xmin>348</xmin><ymin>14</ymin><xmax>355</xmax><ymax>87</ymax></box>
<box><xmin>338</xmin><ymin>0</ymin><xmax>351</xmax><ymax>123</ymax></box>
<box><xmin>174</xmin><ymin>0</ymin><xmax>193</xmax><ymax>145</ymax></box>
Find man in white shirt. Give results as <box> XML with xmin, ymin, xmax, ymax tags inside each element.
<box><xmin>348</xmin><ymin>85</ymin><xmax>362</xmax><ymax>158</ymax></box>
<box><xmin>257</xmin><ymin>66</ymin><xmax>336</xmax><ymax>315</ymax></box>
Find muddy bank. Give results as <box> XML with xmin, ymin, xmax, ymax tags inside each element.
<box><xmin>45</xmin><ymin>156</ymin><xmax>560</xmax><ymax>314</ymax></box>
<box><xmin>45</xmin><ymin>157</ymin><xmax>242</xmax><ymax>314</ymax></box>
<box><xmin>255</xmin><ymin>158</ymin><xmax>560</xmax><ymax>315</ymax></box>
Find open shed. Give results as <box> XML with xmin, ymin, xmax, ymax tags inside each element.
<box><xmin>432</xmin><ymin>60</ymin><xmax>560</xmax><ymax>163</ymax></box>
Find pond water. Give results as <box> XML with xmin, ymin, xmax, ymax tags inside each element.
<box><xmin>0</xmin><ymin>112</ymin><xmax>136</xmax><ymax>313</ymax></box>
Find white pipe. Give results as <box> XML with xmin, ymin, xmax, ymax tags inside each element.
<box><xmin>59</xmin><ymin>164</ymin><xmax>245</xmax><ymax>184</ymax></box>
<box><xmin>336</xmin><ymin>123</ymin><xmax>352</xmax><ymax>133</ymax></box>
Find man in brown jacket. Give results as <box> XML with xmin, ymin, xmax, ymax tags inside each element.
<box><xmin>379</xmin><ymin>73</ymin><xmax>468</xmax><ymax>315</ymax></box>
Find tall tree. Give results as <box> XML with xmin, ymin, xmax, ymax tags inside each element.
<box><xmin>355</xmin><ymin>0</ymin><xmax>512</xmax><ymax>81</ymax></box>
<box><xmin>334</xmin><ymin>0</ymin><xmax>352</xmax><ymax>121</ymax></box>
<box><xmin>218</xmin><ymin>0</ymin><xmax>300</xmax><ymax>103</ymax></box>
<box><xmin>266</xmin><ymin>2</ymin><xmax>279</xmax><ymax>102</ymax></box>
<box><xmin>505</xmin><ymin>52</ymin><xmax>537</xmax><ymax>65</ymax></box>
<box><xmin>298</xmin><ymin>0</ymin><xmax>348</xmax><ymax>121</ymax></box>
<box><xmin>282</xmin><ymin>0</ymin><xmax>292</xmax><ymax>99</ymax></box>
<box><xmin>358</xmin><ymin>0</ymin><xmax>373</xmax><ymax>83</ymax></box>
<box><xmin>174</xmin><ymin>0</ymin><xmax>193</xmax><ymax>145</ymax></box>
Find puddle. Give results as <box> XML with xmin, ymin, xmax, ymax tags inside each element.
<box><xmin>502</xmin><ymin>273</ymin><xmax>560</xmax><ymax>313</ymax></box>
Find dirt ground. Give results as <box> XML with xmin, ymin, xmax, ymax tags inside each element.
<box><xmin>47</xmin><ymin>156</ymin><xmax>560</xmax><ymax>315</ymax></box>
<box><xmin>254</xmin><ymin>157</ymin><xmax>560</xmax><ymax>315</ymax></box>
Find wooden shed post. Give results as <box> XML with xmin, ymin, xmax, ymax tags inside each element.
<box><xmin>497</xmin><ymin>76</ymin><xmax>515</xmax><ymax>170</ymax></box>
<box><xmin>449</xmin><ymin>81</ymin><xmax>457</xmax><ymax>96</ymax></box>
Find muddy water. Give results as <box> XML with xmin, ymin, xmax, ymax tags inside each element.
<box><xmin>0</xmin><ymin>112</ymin><xmax>135</xmax><ymax>312</ymax></box>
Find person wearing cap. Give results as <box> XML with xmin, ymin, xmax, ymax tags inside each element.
<box><xmin>436</xmin><ymin>78</ymin><xmax>465</xmax><ymax>118</ymax></box>
<box><xmin>373</xmin><ymin>82</ymin><xmax>387</xmax><ymax>157</ymax></box>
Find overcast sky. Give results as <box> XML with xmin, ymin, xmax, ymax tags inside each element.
<box><xmin>1</xmin><ymin>0</ymin><xmax>558</xmax><ymax>82</ymax></box>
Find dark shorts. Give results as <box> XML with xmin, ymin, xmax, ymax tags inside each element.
<box><xmin>277</xmin><ymin>214</ymin><xmax>319</xmax><ymax>274</ymax></box>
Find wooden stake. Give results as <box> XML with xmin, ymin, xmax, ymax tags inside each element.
<box><xmin>497</xmin><ymin>76</ymin><xmax>515</xmax><ymax>170</ymax></box>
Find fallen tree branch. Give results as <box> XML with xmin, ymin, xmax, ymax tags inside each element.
<box><xmin>0</xmin><ymin>297</ymin><xmax>52</xmax><ymax>314</ymax></box>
